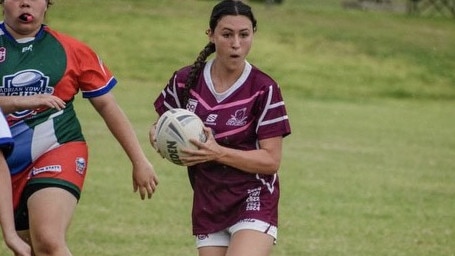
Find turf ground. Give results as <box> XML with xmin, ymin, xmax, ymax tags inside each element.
<box><xmin>1</xmin><ymin>0</ymin><xmax>454</xmax><ymax>255</ymax></box>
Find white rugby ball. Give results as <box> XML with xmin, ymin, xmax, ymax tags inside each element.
<box><xmin>155</xmin><ymin>108</ymin><xmax>206</xmax><ymax>165</ymax></box>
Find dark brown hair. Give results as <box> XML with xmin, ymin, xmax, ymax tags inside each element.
<box><xmin>182</xmin><ymin>0</ymin><xmax>257</xmax><ymax>106</ymax></box>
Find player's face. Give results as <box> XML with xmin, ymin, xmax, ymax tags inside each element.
<box><xmin>209</xmin><ymin>15</ymin><xmax>254</xmax><ymax>72</ymax></box>
<box><xmin>2</xmin><ymin>0</ymin><xmax>48</xmax><ymax>39</ymax></box>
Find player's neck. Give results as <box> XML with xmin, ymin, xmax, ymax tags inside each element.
<box><xmin>4</xmin><ymin>22</ymin><xmax>40</xmax><ymax>41</ymax></box>
<box><xmin>211</xmin><ymin>61</ymin><xmax>244</xmax><ymax>93</ymax></box>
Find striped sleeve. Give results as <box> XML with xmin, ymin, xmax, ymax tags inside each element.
<box><xmin>256</xmin><ymin>84</ymin><xmax>291</xmax><ymax>140</ymax></box>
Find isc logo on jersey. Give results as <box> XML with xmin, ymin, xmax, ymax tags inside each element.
<box><xmin>155</xmin><ymin>109</ymin><xmax>207</xmax><ymax>166</ymax></box>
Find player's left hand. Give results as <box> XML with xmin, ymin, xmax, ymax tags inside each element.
<box><xmin>148</xmin><ymin>122</ymin><xmax>161</xmax><ymax>155</ymax></box>
<box><xmin>180</xmin><ymin>127</ymin><xmax>222</xmax><ymax>166</ymax></box>
<box><xmin>132</xmin><ymin>160</ymin><xmax>159</xmax><ymax>200</ymax></box>
<box><xmin>4</xmin><ymin>233</ymin><xmax>32</xmax><ymax>256</ymax></box>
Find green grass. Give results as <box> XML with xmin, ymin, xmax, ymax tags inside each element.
<box><xmin>282</xmin><ymin>99</ymin><xmax>454</xmax><ymax>255</ymax></box>
<box><xmin>1</xmin><ymin>0</ymin><xmax>454</xmax><ymax>255</ymax></box>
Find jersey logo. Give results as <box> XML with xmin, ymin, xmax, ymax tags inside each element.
<box><xmin>205</xmin><ymin>114</ymin><xmax>218</xmax><ymax>124</ymax></box>
<box><xmin>1</xmin><ymin>69</ymin><xmax>52</xmax><ymax>119</ymax></box>
<box><xmin>22</xmin><ymin>44</ymin><xmax>33</xmax><ymax>53</ymax></box>
<box><xmin>31</xmin><ymin>165</ymin><xmax>62</xmax><ymax>176</ymax></box>
<box><xmin>187</xmin><ymin>98</ymin><xmax>198</xmax><ymax>112</ymax></box>
<box><xmin>226</xmin><ymin>108</ymin><xmax>248</xmax><ymax>126</ymax></box>
<box><xmin>0</xmin><ymin>47</ymin><xmax>5</xmax><ymax>63</ymax></box>
<box><xmin>75</xmin><ymin>157</ymin><xmax>86</xmax><ymax>175</ymax></box>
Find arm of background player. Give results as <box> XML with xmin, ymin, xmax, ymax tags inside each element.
<box><xmin>0</xmin><ymin>95</ymin><xmax>66</xmax><ymax>114</ymax></box>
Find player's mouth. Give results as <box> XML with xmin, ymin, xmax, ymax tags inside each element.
<box><xmin>19</xmin><ymin>13</ymin><xmax>34</xmax><ymax>22</ymax></box>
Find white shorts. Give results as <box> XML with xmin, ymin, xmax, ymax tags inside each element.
<box><xmin>195</xmin><ymin>219</ymin><xmax>277</xmax><ymax>248</ymax></box>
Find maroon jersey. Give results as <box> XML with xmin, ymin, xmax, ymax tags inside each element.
<box><xmin>154</xmin><ymin>60</ymin><xmax>291</xmax><ymax>235</ymax></box>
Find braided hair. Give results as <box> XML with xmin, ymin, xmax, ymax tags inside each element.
<box><xmin>182</xmin><ymin>0</ymin><xmax>257</xmax><ymax>107</ymax></box>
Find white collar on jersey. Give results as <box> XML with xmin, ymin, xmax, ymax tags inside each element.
<box><xmin>16</xmin><ymin>37</ymin><xmax>35</xmax><ymax>43</ymax></box>
<box><xmin>204</xmin><ymin>59</ymin><xmax>252</xmax><ymax>103</ymax></box>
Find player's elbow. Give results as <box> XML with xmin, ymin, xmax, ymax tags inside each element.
<box><xmin>261</xmin><ymin>160</ymin><xmax>281</xmax><ymax>175</ymax></box>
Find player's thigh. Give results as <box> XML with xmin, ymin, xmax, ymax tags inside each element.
<box><xmin>198</xmin><ymin>246</ymin><xmax>227</xmax><ymax>256</ymax></box>
<box><xmin>226</xmin><ymin>229</ymin><xmax>274</xmax><ymax>256</ymax></box>
<box><xmin>27</xmin><ymin>187</ymin><xmax>77</xmax><ymax>241</ymax></box>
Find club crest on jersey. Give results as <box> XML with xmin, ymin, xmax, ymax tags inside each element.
<box><xmin>226</xmin><ymin>108</ymin><xmax>248</xmax><ymax>126</ymax></box>
<box><xmin>0</xmin><ymin>47</ymin><xmax>5</xmax><ymax>62</ymax></box>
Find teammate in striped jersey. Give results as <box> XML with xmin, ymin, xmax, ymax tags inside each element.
<box><xmin>150</xmin><ymin>1</ymin><xmax>291</xmax><ymax>255</ymax></box>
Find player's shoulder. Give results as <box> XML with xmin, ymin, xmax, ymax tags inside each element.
<box><xmin>249</xmin><ymin>64</ymin><xmax>278</xmax><ymax>88</ymax></box>
<box><xmin>176</xmin><ymin>64</ymin><xmax>195</xmax><ymax>76</ymax></box>
<box><xmin>173</xmin><ymin>64</ymin><xmax>197</xmax><ymax>82</ymax></box>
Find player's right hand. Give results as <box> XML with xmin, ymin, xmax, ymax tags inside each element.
<box><xmin>148</xmin><ymin>122</ymin><xmax>161</xmax><ymax>156</ymax></box>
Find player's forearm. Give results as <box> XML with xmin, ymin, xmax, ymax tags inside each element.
<box><xmin>95</xmin><ymin>99</ymin><xmax>148</xmax><ymax>166</ymax></box>
<box><xmin>109</xmin><ymin>113</ymin><xmax>149</xmax><ymax>166</ymax></box>
<box><xmin>0</xmin><ymin>96</ymin><xmax>21</xmax><ymax>114</ymax></box>
<box><xmin>216</xmin><ymin>146</ymin><xmax>280</xmax><ymax>175</ymax></box>
<box><xmin>0</xmin><ymin>202</ymin><xmax>16</xmax><ymax>242</ymax></box>
<box><xmin>0</xmin><ymin>95</ymin><xmax>66</xmax><ymax>114</ymax></box>
<box><xmin>0</xmin><ymin>160</ymin><xmax>16</xmax><ymax>239</ymax></box>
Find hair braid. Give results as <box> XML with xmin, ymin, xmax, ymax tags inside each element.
<box><xmin>183</xmin><ymin>42</ymin><xmax>216</xmax><ymax>107</ymax></box>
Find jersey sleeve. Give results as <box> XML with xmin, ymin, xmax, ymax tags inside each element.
<box><xmin>76</xmin><ymin>45</ymin><xmax>117</xmax><ymax>98</ymax></box>
<box><xmin>48</xmin><ymin>28</ymin><xmax>117</xmax><ymax>99</ymax></box>
<box><xmin>78</xmin><ymin>54</ymin><xmax>117</xmax><ymax>98</ymax></box>
<box><xmin>255</xmin><ymin>77</ymin><xmax>291</xmax><ymax>140</ymax></box>
<box><xmin>154</xmin><ymin>67</ymin><xmax>191</xmax><ymax>115</ymax></box>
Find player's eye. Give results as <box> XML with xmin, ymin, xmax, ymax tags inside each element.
<box><xmin>240</xmin><ymin>32</ymin><xmax>250</xmax><ymax>38</ymax></box>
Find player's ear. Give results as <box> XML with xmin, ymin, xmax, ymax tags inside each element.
<box><xmin>206</xmin><ymin>29</ymin><xmax>214</xmax><ymax>43</ymax></box>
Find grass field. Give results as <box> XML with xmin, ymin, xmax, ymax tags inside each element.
<box><xmin>1</xmin><ymin>0</ymin><xmax>455</xmax><ymax>255</ymax></box>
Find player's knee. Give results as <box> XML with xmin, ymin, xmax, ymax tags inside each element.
<box><xmin>32</xmin><ymin>234</ymin><xmax>67</xmax><ymax>255</ymax></box>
